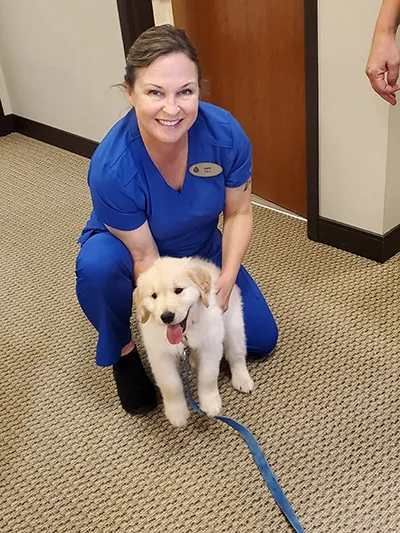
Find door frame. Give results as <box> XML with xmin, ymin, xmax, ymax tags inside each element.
<box><xmin>116</xmin><ymin>0</ymin><xmax>155</xmax><ymax>57</ymax></box>
<box><xmin>303</xmin><ymin>0</ymin><xmax>319</xmax><ymax>240</ymax></box>
<box><xmin>0</xmin><ymin>98</ymin><xmax>15</xmax><ymax>136</ymax></box>
<box><xmin>0</xmin><ymin>99</ymin><xmax>6</xmax><ymax>134</ymax></box>
<box><xmin>120</xmin><ymin>0</ymin><xmax>320</xmax><ymax>239</ymax></box>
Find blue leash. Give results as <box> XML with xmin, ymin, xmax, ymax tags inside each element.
<box><xmin>183</xmin><ymin>349</ymin><xmax>304</xmax><ymax>533</ymax></box>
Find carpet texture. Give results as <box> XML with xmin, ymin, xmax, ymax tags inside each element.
<box><xmin>1</xmin><ymin>133</ymin><xmax>399</xmax><ymax>532</ymax></box>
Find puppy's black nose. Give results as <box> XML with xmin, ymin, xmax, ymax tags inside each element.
<box><xmin>161</xmin><ymin>311</ymin><xmax>175</xmax><ymax>324</ymax></box>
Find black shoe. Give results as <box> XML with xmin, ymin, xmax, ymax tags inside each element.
<box><xmin>247</xmin><ymin>350</ymin><xmax>274</xmax><ymax>360</ymax></box>
<box><xmin>112</xmin><ymin>347</ymin><xmax>157</xmax><ymax>415</ymax></box>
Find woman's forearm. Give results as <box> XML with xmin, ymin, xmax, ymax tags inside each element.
<box><xmin>221</xmin><ymin>208</ymin><xmax>253</xmax><ymax>283</ymax></box>
<box><xmin>105</xmin><ymin>222</ymin><xmax>159</xmax><ymax>282</ymax></box>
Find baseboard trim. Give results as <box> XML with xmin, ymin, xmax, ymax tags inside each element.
<box><xmin>314</xmin><ymin>217</ymin><xmax>400</xmax><ymax>263</ymax></box>
<box><xmin>11</xmin><ymin>115</ymin><xmax>98</xmax><ymax>158</ymax></box>
<box><xmin>382</xmin><ymin>222</ymin><xmax>400</xmax><ymax>262</ymax></box>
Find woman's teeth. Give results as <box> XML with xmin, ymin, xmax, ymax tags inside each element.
<box><xmin>158</xmin><ymin>119</ymin><xmax>181</xmax><ymax>126</ymax></box>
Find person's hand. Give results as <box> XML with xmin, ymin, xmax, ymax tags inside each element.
<box><xmin>366</xmin><ymin>30</ymin><xmax>400</xmax><ymax>105</ymax></box>
<box><xmin>215</xmin><ymin>273</ymin><xmax>235</xmax><ymax>313</ymax></box>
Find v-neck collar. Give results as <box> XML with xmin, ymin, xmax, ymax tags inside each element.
<box><xmin>137</xmin><ymin>123</ymin><xmax>194</xmax><ymax>196</ymax></box>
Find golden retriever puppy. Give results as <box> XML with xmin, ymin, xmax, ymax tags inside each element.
<box><xmin>134</xmin><ymin>256</ymin><xmax>254</xmax><ymax>427</ymax></box>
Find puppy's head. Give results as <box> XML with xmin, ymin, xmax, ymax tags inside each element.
<box><xmin>134</xmin><ymin>257</ymin><xmax>212</xmax><ymax>345</ymax></box>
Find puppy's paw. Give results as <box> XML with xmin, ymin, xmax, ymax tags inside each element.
<box><xmin>199</xmin><ymin>391</ymin><xmax>222</xmax><ymax>417</ymax></box>
<box><xmin>164</xmin><ymin>402</ymin><xmax>190</xmax><ymax>427</ymax></box>
<box><xmin>231</xmin><ymin>367</ymin><xmax>254</xmax><ymax>393</ymax></box>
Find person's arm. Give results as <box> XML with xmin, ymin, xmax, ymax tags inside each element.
<box><xmin>366</xmin><ymin>0</ymin><xmax>400</xmax><ymax>105</ymax></box>
<box><xmin>216</xmin><ymin>178</ymin><xmax>253</xmax><ymax>312</ymax></box>
<box><xmin>105</xmin><ymin>221</ymin><xmax>159</xmax><ymax>281</ymax></box>
<box><xmin>88</xmin><ymin>160</ymin><xmax>159</xmax><ymax>279</ymax></box>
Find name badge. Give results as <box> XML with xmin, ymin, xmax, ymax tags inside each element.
<box><xmin>189</xmin><ymin>162</ymin><xmax>223</xmax><ymax>177</ymax></box>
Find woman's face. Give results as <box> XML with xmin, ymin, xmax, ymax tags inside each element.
<box><xmin>127</xmin><ymin>52</ymin><xmax>200</xmax><ymax>147</ymax></box>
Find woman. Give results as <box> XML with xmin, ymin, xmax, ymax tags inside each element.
<box><xmin>76</xmin><ymin>24</ymin><xmax>278</xmax><ymax>415</ymax></box>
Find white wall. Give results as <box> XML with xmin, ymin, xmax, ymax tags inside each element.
<box><xmin>0</xmin><ymin>0</ymin><xmax>127</xmax><ymax>142</ymax></box>
<box><xmin>383</xmin><ymin>32</ymin><xmax>400</xmax><ymax>233</ymax></box>
<box><xmin>151</xmin><ymin>0</ymin><xmax>174</xmax><ymax>26</ymax></box>
<box><xmin>319</xmin><ymin>0</ymin><xmax>400</xmax><ymax>235</ymax></box>
<box><xmin>384</xmin><ymin>99</ymin><xmax>400</xmax><ymax>232</ymax></box>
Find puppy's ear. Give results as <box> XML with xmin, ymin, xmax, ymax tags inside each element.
<box><xmin>134</xmin><ymin>287</ymin><xmax>150</xmax><ymax>324</ymax></box>
<box><xmin>188</xmin><ymin>267</ymin><xmax>212</xmax><ymax>308</ymax></box>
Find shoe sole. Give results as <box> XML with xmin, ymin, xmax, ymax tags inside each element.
<box><xmin>122</xmin><ymin>403</ymin><xmax>157</xmax><ymax>416</ymax></box>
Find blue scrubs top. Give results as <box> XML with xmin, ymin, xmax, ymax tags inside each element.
<box><xmin>78</xmin><ymin>102</ymin><xmax>252</xmax><ymax>259</ymax></box>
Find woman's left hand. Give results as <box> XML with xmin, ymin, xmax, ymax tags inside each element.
<box><xmin>215</xmin><ymin>274</ymin><xmax>236</xmax><ymax>313</ymax></box>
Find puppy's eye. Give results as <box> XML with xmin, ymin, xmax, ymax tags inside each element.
<box><xmin>174</xmin><ymin>288</ymin><xmax>184</xmax><ymax>295</ymax></box>
<box><xmin>151</xmin><ymin>293</ymin><xmax>157</xmax><ymax>299</ymax></box>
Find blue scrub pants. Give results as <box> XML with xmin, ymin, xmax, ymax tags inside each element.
<box><xmin>75</xmin><ymin>232</ymin><xmax>278</xmax><ymax>367</ymax></box>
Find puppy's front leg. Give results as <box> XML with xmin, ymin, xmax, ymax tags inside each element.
<box><xmin>150</xmin><ymin>353</ymin><xmax>189</xmax><ymax>427</ymax></box>
<box><xmin>197</xmin><ymin>343</ymin><xmax>223</xmax><ymax>417</ymax></box>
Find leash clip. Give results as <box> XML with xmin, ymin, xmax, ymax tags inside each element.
<box><xmin>182</xmin><ymin>334</ymin><xmax>189</xmax><ymax>351</ymax></box>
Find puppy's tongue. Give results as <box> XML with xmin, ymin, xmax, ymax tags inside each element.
<box><xmin>167</xmin><ymin>323</ymin><xmax>183</xmax><ymax>344</ymax></box>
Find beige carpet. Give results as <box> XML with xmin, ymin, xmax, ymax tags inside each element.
<box><xmin>1</xmin><ymin>133</ymin><xmax>399</xmax><ymax>533</ymax></box>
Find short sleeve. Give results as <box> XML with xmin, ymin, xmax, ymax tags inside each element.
<box><xmin>88</xmin><ymin>162</ymin><xmax>146</xmax><ymax>231</ymax></box>
<box><xmin>224</xmin><ymin>113</ymin><xmax>253</xmax><ymax>188</ymax></box>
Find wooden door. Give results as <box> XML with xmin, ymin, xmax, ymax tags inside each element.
<box><xmin>172</xmin><ymin>0</ymin><xmax>307</xmax><ymax>217</ymax></box>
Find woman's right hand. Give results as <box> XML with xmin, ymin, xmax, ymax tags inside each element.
<box><xmin>366</xmin><ymin>30</ymin><xmax>400</xmax><ymax>105</ymax></box>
